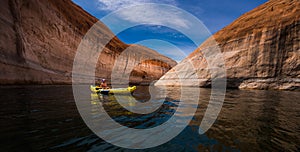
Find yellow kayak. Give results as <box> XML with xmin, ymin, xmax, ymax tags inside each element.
<box><xmin>90</xmin><ymin>85</ymin><xmax>136</xmax><ymax>94</ymax></box>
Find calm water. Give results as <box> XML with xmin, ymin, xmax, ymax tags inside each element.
<box><xmin>0</xmin><ymin>85</ymin><xmax>299</xmax><ymax>151</ymax></box>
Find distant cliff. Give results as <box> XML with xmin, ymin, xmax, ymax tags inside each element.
<box><xmin>157</xmin><ymin>0</ymin><xmax>300</xmax><ymax>90</ymax></box>
<box><xmin>0</xmin><ymin>0</ymin><xmax>176</xmax><ymax>84</ymax></box>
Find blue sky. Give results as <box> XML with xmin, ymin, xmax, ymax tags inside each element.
<box><xmin>72</xmin><ymin>0</ymin><xmax>268</xmax><ymax>62</ymax></box>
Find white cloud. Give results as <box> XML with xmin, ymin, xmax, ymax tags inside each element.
<box><xmin>137</xmin><ymin>39</ymin><xmax>187</xmax><ymax>62</ymax></box>
<box><xmin>97</xmin><ymin>0</ymin><xmax>177</xmax><ymax>11</ymax></box>
<box><xmin>97</xmin><ymin>0</ymin><xmax>144</xmax><ymax>11</ymax></box>
<box><xmin>119</xmin><ymin>5</ymin><xmax>190</xmax><ymax>29</ymax></box>
<box><xmin>97</xmin><ymin>0</ymin><xmax>191</xmax><ymax>29</ymax></box>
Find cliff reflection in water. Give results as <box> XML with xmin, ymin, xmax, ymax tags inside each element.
<box><xmin>0</xmin><ymin>85</ymin><xmax>299</xmax><ymax>151</ymax></box>
<box><xmin>88</xmin><ymin>86</ymin><xmax>187</xmax><ymax>129</ymax></box>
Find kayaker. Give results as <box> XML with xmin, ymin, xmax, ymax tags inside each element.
<box><xmin>100</xmin><ymin>79</ymin><xmax>109</xmax><ymax>89</ymax></box>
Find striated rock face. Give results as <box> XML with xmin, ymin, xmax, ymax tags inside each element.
<box><xmin>156</xmin><ymin>0</ymin><xmax>300</xmax><ymax>90</ymax></box>
<box><xmin>0</xmin><ymin>0</ymin><xmax>176</xmax><ymax>84</ymax></box>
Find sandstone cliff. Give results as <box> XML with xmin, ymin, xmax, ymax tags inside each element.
<box><xmin>156</xmin><ymin>0</ymin><xmax>300</xmax><ymax>90</ymax></box>
<box><xmin>0</xmin><ymin>0</ymin><xmax>176</xmax><ymax>84</ymax></box>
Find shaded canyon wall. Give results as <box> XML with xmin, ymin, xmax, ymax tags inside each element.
<box><xmin>0</xmin><ymin>0</ymin><xmax>176</xmax><ymax>84</ymax></box>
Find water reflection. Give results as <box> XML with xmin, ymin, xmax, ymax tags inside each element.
<box><xmin>0</xmin><ymin>86</ymin><xmax>299</xmax><ymax>151</ymax></box>
<box><xmin>196</xmin><ymin>89</ymin><xmax>300</xmax><ymax>151</ymax></box>
<box><xmin>89</xmin><ymin>86</ymin><xmax>200</xmax><ymax>130</ymax></box>
<box><xmin>83</xmin><ymin>86</ymin><xmax>201</xmax><ymax>149</ymax></box>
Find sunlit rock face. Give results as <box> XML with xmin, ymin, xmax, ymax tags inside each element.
<box><xmin>156</xmin><ymin>0</ymin><xmax>300</xmax><ymax>90</ymax></box>
<box><xmin>0</xmin><ymin>0</ymin><xmax>176</xmax><ymax>84</ymax></box>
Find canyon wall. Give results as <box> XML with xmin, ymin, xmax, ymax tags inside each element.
<box><xmin>156</xmin><ymin>0</ymin><xmax>300</xmax><ymax>90</ymax></box>
<box><xmin>0</xmin><ymin>0</ymin><xmax>176</xmax><ymax>84</ymax></box>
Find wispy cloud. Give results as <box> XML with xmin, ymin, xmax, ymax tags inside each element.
<box><xmin>137</xmin><ymin>39</ymin><xmax>188</xmax><ymax>62</ymax></box>
<box><xmin>97</xmin><ymin>0</ymin><xmax>191</xmax><ymax>29</ymax></box>
<box><xmin>97</xmin><ymin>0</ymin><xmax>177</xmax><ymax>11</ymax></box>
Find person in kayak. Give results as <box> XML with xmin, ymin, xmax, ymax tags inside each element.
<box><xmin>99</xmin><ymin>79</ymin><xmax>109</xmax><ymax>89</ymax></box>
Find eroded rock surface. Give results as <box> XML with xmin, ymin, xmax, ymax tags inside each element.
<box><xmin>156</xmin><ymin>0</ymin><xmax>300</xmax><ymax>90</ymax></box>
<box><xmin>0</xmin><ymin>0</ymin><xmax>176</xmax><ymax>84</ymax></box>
